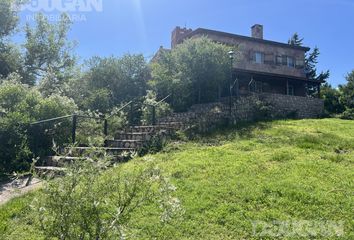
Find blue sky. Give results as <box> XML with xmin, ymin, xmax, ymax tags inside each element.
<box><xmin>17</xmin><ymin>0</ymin><xmax>354</xmax><ymax>86</ymax></box>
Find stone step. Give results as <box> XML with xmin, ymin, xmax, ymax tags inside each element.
<box><xmin>63</xmin><ymin>147</ymin><xmax>136</xmax><ymax>157</ymax></box>
<box><xmin>105</xmin><ymin>139</ymin><xmax>145</xmax><ymax>149</ymax></box>
<box><xmin>125</xmin><ymin>125</ymin><xmax>175</xmax><ymax>134</ymax></box>
<box><xmin>41</xmin><ymin>156</ymin><xmax>88</xmax><ymax>167</ymax></box>
<box><xmin>115</xmin><ymin>132</ymin><xmax>153</xmax><ymax>141</ymax></box>
<box><xmin>35</xmin><ymin>166</ymin><xmax>66</xmax><ymax>178</ymax></box>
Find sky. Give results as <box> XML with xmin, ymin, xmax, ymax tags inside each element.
<box><xmin>16</xmin><ymin>0</ymin><xmax>354</xmax><ymax>86</ymax></box>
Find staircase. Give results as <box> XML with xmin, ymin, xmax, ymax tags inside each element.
<box><xmin>35</xmin><ymin>101</ymin><xmax>229</xmax><ymax>175</ymax></box>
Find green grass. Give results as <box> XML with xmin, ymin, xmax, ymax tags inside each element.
<box><xmin>1</xmin><ymin>119</ymin><xmax>353</xmax><ymax>239</ymax></box>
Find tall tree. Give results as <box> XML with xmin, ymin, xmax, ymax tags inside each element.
<box><xmin>0</xmin><ymin>0</ymin><xmax>22</xmax><ymax>39</ymax></box>
<box><xmin>288</xmin><ymin>33</ymin><xmax>330</xmax><ymax>82</ymax></box>
<box><xmin>0</xmin><ymin>0</ymin><xmax>25</xmax><ymax>79</ymax></box>
<box><xmin>24</xmin><ymin>13</ymin><xmax>76</xmax><ymax>86</ymax></box>
<box><xmin>288</xmin><ymin>32</ymin><xmax>303</xmax><ymax>46</ymax></box>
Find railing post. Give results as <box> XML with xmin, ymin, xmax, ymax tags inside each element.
<box><xmin>152</xmin><ymin>105</ymin><xmax>156</xmax><ymax>126</ymax></box>
<box><xmin>130</xmin><ymin>102</ymin><xmax>134</xmax><ymax>125</ymax></box>
<box><xmin>104</xmin><ymin>118</ymin><xmax>108</xmax><ymax>136</ymax></box>
<box><xmin>72</xmin><ymin>114</ymin><xmax>77</xmax><ymax>144</ymax></box>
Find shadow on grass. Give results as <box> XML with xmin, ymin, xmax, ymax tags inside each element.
<box><xmin>184</xmin><ymin>120</ymin><xmax>273</xmax><ymax>145</ymax></box>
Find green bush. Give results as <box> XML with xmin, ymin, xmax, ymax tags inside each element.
<box><xmin>340</xmin><ymin>108</ymin><xmax>354</xmax><ymax>120</ymax></box>
<box><xmin>31</xmin><ymin>156</ymin><xmax>181</xmax><ymax>239</ymax></box>
<box><xmin>141</xmin><ymin>90</ymin><xmax>171</xmax><ymax>125</ymax></box>
<box><xmin>0</xmin><ymin>81</ymin><xmax>77</xmax><ymax>173</ymax></box>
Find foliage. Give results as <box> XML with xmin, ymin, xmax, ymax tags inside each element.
<box><xmin>253</xmin><ymin>100</ymin><xmax>275</xmax><ymax>120</ymax></box>
<box><xmin>150</xmin><ymin>37</ymin><xmax>234</xmax><ymax>111</ymax></box>
<box><xmin>320</xmin><ymin>83</ymin><xmax>345</xmax><ymax>114</ymax></box>
<box><xmin>287</xmin><ymin>32</ymin><xmax>304</xmax><ymax>46</ymax></box>
<box><xmin>30</xmin><ymin>153</ymin><xmax>180</xmax><ymax>239</ymax></box>
<box><xmin>305</xmin><ymin>47</ymin><xmax>330</xmax><ymax>82</ymax></box>
<box><xmin>71</xmin><ymin>55</ymin><xmax>149</xmax><ymax>113</ymax></box>
<box><xmin>339</xmin><ymin>70</ymin><xmax>354</xmax><ymax>110</ymax></box>
<box><xmin>1</xmin><ymin>119</ymin><xmax>353</xmax><ymax>239</ymax></box>
<box><xmin>0</xmin><ymin>81</ymin><xmax>77</xmax><ymax>173</ymax></box>
<box><xmin>141</xmin><ymin>90</ymin><xmax>172</xmax><ymax>125</ymax></box>
<box><xmin>23</xmin><ymin>13</ymin><xmax>76</xmax><ymax>86</ymax></box>
<box><xmin>0</xmin><ymin>0</ymin><xmax>23</xmax><ymax>39</ymax></box>
<box><xmin>0</xmin><ymin>42</ymin><xmax>23</xmax><ymax>79</ymax></box>
<box><xmin>340</xmin><ymin>108</ymin><xmax>354</xmax><ymax>120</ymax></box>
<box><xmin>288</xmin><ymin>33</ymin><xmax>329</xmax><ymax>96</ymax></box>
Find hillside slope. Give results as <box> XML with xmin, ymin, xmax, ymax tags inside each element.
<box><xmin>1</xmin><ymin>119</ymin><xmax>353</xmax><ymax>239</ymax></box>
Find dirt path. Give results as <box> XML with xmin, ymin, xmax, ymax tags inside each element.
<box><xmin>0</xmin><ymin>177</ymin><xmax>42</xmax><ymax>206</ymax></box>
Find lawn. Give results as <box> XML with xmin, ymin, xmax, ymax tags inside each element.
<box><xmin>1</xmin><ymin>119</ymin><xmax>353</xmax><ymax>239</ymax></box>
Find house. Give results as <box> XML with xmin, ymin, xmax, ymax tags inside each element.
<box><xmin>170</xmin><ymin>24</ymin><xmax>322</xmax><ymax>98</ymax></box>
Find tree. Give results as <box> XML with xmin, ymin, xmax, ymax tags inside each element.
<box><xmin>0</xmin><ymin>80</ymin><xmax>77</xmax><ymax>173</ymax></box>
<box><xmin>70</xmin><ymin>54</ymin><xmax>149</xmax><ymax>113</ymax></box>
<box><xmin>320</xmin><ymin>83</ymin><xmax>345</xmax><ymax>114</ymax></box>
<box><xmin>288</xmin><ymin>32</ymin><xmax>303</xmax><ymax>46</ymax></box>
<box><xmin>339</xmin><ymin>70</ymin><xmax>354</xmax><ymax>110</ymax></box>
<box><xmin>150</xmin><ymin>37</ymin><xmax>234</xmax><ymax>111</ymax></box>
<box><xmin>288</xmin><ymin>33</ymin><xmax>330</xmax><ymax>83</ymax></box>
<box><xmin>0</xmin><ymin>0</ymin><xmax>22</xmax><ymax>39</ymax></box>
<box><xmin>0</xmin><ymin>0</ymin><xmax>25</xmax><ymax>79</ymax></box>
<box><xmin>23</xmin><ymin>13</ymin><xmax>76</xmax><ymax>86</ymax></box>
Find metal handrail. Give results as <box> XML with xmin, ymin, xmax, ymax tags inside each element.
<box><xmin>106</xmin><ymin>100</ymin><xmax>133</xmax><ymax>119</ymax></box>
<box><xmin>146</xmin><ymin>94</ymin><xmax>171</xmax><ymax>125</ymax></box>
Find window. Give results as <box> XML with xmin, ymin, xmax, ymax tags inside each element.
<box><xmin>287</xmin><ymin>56</ymin><xmax>295</xmax><ymax>68</ymax></box>
<box><xmin>287</xmin><ymin>84</ymin><xmax>295</xmax><ymax>96</ymax></box>
<box><xmin>295</xmin><ymin>59</ymin><xmax>305</xmax><ymax>69</ymax></box>
<box><xmin>276</xmin><ymin>55</ymin><xmax>282</xmax><ymax>65</ymax></box>
<box><xmin>255</xmin><ymin>81</ymin><xmax>263</xmax><ymax>93</ymax></box>
<box><xmin>254</xmin><ymin>52</ymin><xmax>264</xmax><ymax>64</ymax></box>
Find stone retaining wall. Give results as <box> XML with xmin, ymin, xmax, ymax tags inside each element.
<box><xmin>231</xmin><ymin>93</ymin><xmax>324</xmax><ymax>121</ymax></box>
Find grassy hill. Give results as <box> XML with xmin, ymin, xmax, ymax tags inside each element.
<box><xmin>1</xmin><ymin>119</ymin><xmax>353</xmax><ymax>239</ymax></box>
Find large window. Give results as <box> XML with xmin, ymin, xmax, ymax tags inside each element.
<box><xmin>254</xmin><ymin>52</ymin><xmax>264</xmax><ymax>64</ymax></box>
<box><xmin>287</xmin><ymin>56</ymin><xmax>295</xmax><ymax>68</ymax></box>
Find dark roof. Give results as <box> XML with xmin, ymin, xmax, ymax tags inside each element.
<box><xmin>182</xmin><ymin>28</ymin><xmax>311</xmax><ymax>52</ymax></box>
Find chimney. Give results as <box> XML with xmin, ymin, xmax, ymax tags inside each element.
<box><xmin>251</xmin><ymin>24</ymin><xmax>263</xmax><ymax>39</ymax></box>
<box><xmin>171</xmin><ymin>26</ymin><xmax>193</xmax><ymax>48</ymax></box>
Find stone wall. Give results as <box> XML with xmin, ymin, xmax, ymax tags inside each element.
<box><xmin>231</xmin><ymin>93</ymin><xmax>324</xmax><ymax>121</ymax></box>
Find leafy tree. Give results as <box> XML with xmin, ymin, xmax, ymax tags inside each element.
<box><xmin>71</xmin><ymin>54</ymin><xmax>149</xmax><ymax>113</ymax></box>
<box><xmin>339</xmin><ymin>70</ymin><xmax>354</xmax><ymax>110</ymax></box>
<box><xmin>23</xmin><ymin>13</ymin><xmax>76</xmax><ymax>86</ymax></box>
<box><xmin>150</xmin><ymin>37</ymin><xmax>233</xmax><ymax>111</ymax></box>
<box><xmin>320</xmin><ymin>83</ymin><xmax>345</xmax><ymax>114</ymax></box>
<box><xmin>0</xmin><ymin>80</ymin><xmax>77</xmax><ymax>173</ymax></box>
<box><xmin>0</xmin><ymin>0</ymin><xmax>22</xmax><ymax>39</ymax></box>
<box><xmin>0</xmin><ymin>0</ymin><xmax>25</xmax><ymax>79</ymax></box>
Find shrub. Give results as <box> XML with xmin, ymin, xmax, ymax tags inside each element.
<box><xmin>0</xmin><ymin>81</ymin><xmax>77</xmax><ymax>173</ymax></box>
<box><xmin>253</xmin><ymin>100</ymin><xmax>274</xmax><ymax>121</ymax></box>
<box><xmin>141</xmin><ymin>90</ymin><xmax>171</xmax><ymax>125</ymax></box>
<box><xmin>32</xmin><ymin>156</ymin><xmax>182</xmax><ymax>239</ymax></box>
<box><xmin>340</xmin><ymin>108</ymin><xmax>354</xmax><ymax>120</ymax></box>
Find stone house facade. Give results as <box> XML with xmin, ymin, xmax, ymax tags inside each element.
<box><xmin>170</xmin><ymin>24</ymin><xmax>323</xmax><ymax>98</ymax></box>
